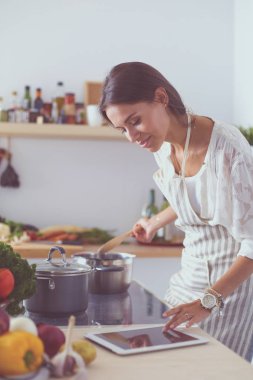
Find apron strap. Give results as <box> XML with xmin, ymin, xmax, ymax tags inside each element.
<box><xmin>181</xmin><ymin>114</ymin><xmax>192</xmax><ymax>178</ymax></box>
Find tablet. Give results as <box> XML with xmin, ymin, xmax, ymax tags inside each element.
<box><xmin>85</xmin><ymin>325</ymin><xmax>209</xmax><ymax>355</ymax></box>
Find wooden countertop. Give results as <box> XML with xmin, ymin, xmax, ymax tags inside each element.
<box><xmin>60</xmin><ymin>325</ymin><xmax>253</xmax><ymax>380</ymax></box>
<box><xmin>12</xmin><ymin>241</ymin><xmax>183</xmax><ymax>259</ymax></box>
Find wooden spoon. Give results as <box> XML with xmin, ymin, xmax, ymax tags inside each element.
<box><xmin>97</xmin><ymin>229</ymin><xmax>133</xmax><ymax>256</ymax></box>
<box><xmin>97</xmin><ymin>224</ymin><xmax>144</xmax><ymax>256</ymax></box>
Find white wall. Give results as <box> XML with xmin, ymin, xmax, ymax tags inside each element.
<box><xmin>234</xmin><ymin>0</ymin><xmax>253</xmax><ymax>126</ymax></box>
<box><xmin>0</xmin><ymin>0</ymin><xmax>234</xmax><ymax>232</ymax></box>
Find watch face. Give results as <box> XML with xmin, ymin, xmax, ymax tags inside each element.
<box><xmin>202</xmin><ymin>294</ymin><xmax>216</xmax><ymax>309</ymax></box>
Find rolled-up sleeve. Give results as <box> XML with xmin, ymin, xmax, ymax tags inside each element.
<box><xmin>238</xmin><ymin>239</ymin><xmax>253</xmax><ymax>259</ymax></box>
<box><xmin>230</xmin><ymin>157</ymin><xmax>253</xmax><ymax>259</ymax></box>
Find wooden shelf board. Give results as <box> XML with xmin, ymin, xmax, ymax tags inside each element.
<box><xmin>0</xmin><ymin>122</ymin><xmax>125</xmax><ymax>140</ymax></box>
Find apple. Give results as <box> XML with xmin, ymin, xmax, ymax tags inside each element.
<box><xmin>0</xmin><ymin>308</ymin><xmax>10</xmax><ymax>335</ymax></box>
<box><xmin>37</xmin><ymin>323</ymin><xmax>65</xmax><ymax>357</ymax></box>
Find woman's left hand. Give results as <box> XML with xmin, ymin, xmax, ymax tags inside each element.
<box><xmin>162</xmin><ymin>299</ymin><xmax>211</xmax><ymax>331</ymax></box>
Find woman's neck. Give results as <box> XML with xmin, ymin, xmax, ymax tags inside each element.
<box><xmin>165</xmin><ymin>114</ymin><xmax>214</xmax><ymax>153</ymax></box>
<box><xmin>164</xmin><ymin>113</ymin><xmax>190</xmax><ymax>150</ymax></box>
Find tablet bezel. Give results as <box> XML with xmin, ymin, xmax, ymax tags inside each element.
<box><xmin>85</xmin><ymin>325</ymin><xmax>209</xmax><ymax>355</ymax></box>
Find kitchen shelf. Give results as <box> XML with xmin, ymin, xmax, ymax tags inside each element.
<box><xmin>0</xmin><ymin>122</ymin><xmax>125</xmax><ymax>141</ymax></box>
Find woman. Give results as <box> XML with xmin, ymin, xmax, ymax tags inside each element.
<box><xmin>99</xmin><ymin>62</ymin><xmax>253</xmax><ymax>361</ymax></box>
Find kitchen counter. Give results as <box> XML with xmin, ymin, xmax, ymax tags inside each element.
<box><xmin>62</xmin><ymin>325</ymin><xmax>253</xmax><ymax>380</ymax></box>
<box><xmin>23</xmin><ymin>280</ymin><xmax>252</xmax><ymax>380</ymax></box>
<box><xmin>12</xmin><ymin>241</ymin><xmax>183</xmax><ymax>259</ymax></box>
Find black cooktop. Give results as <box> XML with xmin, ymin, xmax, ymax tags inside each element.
<box><xmin>25</xmin><ymin>281</ymin><xmax>168</xmax><ymax>327</ymax></box>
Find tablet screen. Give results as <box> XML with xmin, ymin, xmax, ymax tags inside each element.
<box><xmin>91</xmin><ymin>326</ymin><xmax>198</xmax><ymax>350</ymax></box>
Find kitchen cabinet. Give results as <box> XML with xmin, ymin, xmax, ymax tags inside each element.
<box><xmin>0</xmin><ymin>122</ymin><xmax>125</xmax><ymax>140</ymax></box>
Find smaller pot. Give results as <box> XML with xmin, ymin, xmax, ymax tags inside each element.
<box><xmin>72</xmin><ymin>252</ymin><xmax>135</xmax><ymax>294</ymax></box>
<box><xmin>25</xmin><ymin>246</ymin><xmax>92</xmax><ymax>316</ymax></box>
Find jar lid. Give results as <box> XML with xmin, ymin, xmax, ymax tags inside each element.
<box><xmin>36</xmin><ymin>246</ymin><xmax>92</xmax><ymax>276</ymax></box>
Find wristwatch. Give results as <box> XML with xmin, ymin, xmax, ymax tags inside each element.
<box><xmin>200</xmin><ymin>288</ymin><xmax>224</xmax><ymax>316</ymax></box>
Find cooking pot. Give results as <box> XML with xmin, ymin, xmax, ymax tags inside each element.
<box><xmin>72</xmin><ymin>252</ymin><xmax>135</xmax><ymax>294</ymax></box>
<box><xmin>25</xmin><ymin>246</ymin><xmax>92</xmax><ymax>316</ymax></box>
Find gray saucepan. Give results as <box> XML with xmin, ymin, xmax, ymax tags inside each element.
<box><xmin>25</xmin><ymin>246</ymin><xmax>92</xmax><ymax>316</ymax></box>
<box><xmin>72</xmin><ymin>252</ymin><xmax>136</xmax><ymax>294</ymax></box>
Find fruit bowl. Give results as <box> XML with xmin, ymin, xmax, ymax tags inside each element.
<box><xmin>0</xmin><ymin>366</ymin><xmax>50</xmax><ymax>380</ymax></box>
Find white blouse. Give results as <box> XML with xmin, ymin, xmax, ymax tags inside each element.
<box><xmin>184</xmin><ymin>174</ymin><xmax>202</xmax><ymax>215</ymax></box>
<box><xmin>153</xmin><ymin>120</ymin><xmax>253</xmax><ymax>259</ymax></box>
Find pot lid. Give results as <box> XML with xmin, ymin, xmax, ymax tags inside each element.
<box><xmin>36</xmin><ymin>260</ymin><xmax>92</xmax><ymax>276</ymax></box>
<box><xmin>36</xmin><ymin>246</ymin><xmax>92</xmax><ymax>276</ymax></box>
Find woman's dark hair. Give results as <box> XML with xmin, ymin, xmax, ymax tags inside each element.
<box><xmin>99</xmin><ymin>62</ymin><xmax>186</xmax><ymax>123</ymax></box>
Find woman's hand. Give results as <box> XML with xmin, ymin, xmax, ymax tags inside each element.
<box><xmin>162</xmin><ymin>299</ymin><xmax>211</xmax><ymax>331</ymax></box>
<box><xmin>132</xmin><ymin>207</ymin><xmax>178</xmax><ymax>243</ymax></box>
<box><xmin>132</xmin><ymin>218</ymin><xmax>158</xmax><ymax>243</ymax></box>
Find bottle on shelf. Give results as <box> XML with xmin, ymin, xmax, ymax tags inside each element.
<box><xmin>23</xmin><ymin>85</ymin><xmax>32</xmax><ymax>110</ymax></box>
<box><xmin>51</xmin><ymin>99</ymin><xmax>59</xmax><ymax>123</ymax></box>
<box><xmin>157</xmin><ymin>196</ymin><xmax>173</xmax><ymax>241</ymax></box>
<box><xmin>63</xmin><ymin>92</ymin><xmax>76</xmax><ymax>124</ymax></box>
<box><xmin>160</xmin><ymin>195</ymin><xmax>169</xmax><ymax>212</ymax></box>
<box><xmin>34</xmin><ymin>88</ymin><xmax>44</xmax><ymax>112</ymax></box>
<box><xmin>0</xmin><ymin>97</ymin><xmax>8</xmax><ymax>122</ymax></box>
<box><xmin>141</xmin><ymin>189</ymin><xmax>158</xmax><ymax>218</ymax></box>
<box><xmin>55</xmin><ymin>81</ymin><xmax>65</xmax><ymax>116</ymax></box>
<box><xmin>11</xmin><ymin>91</ymin><xmax>19</xmax><ymax>109</ymax></box>
<box><xmin>8</xmin><ymin>91</ymin><xmax>18</xmax><ymax>122</ymax></box>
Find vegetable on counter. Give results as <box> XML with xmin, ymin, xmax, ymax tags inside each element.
<box><xmin>0</xmin><ymin>330</ymin><xmax>44</xmax><ymax>376</ymax></box>
<box><xmin>0</xmin><ymin>215</ymin><xmax>38</xmax><ymax>244</ymax></box>
<box><xmin>0</xmin><ymin>308</ymin><xmax>10</xmax><ymax>335</ymax></box>
<box><xmin>51</xmin><ymin>316</ymin><xmax>87</xmax><ymax>379</ymax></box>
<box><xmin>37</xmin><ymin>323</ymin><xmax>65</xmax><ymax>358</ymax></box>
<box><xmin>61</xmin><ymin>339</ymin><xmax>97</xmax><ymax>365</ymax></box>
<box><xmin>36</xmin><ymin>225</ymin><xmax>114</xmax><ymax>244</ymax></box>
<box><xmin>0</xmin><ymin>215</ymin><xmax>115</xmax><ymax>245</ymax></box>
<box><xmin>0</xmin><ymin>309</ymin><xmax>96</xmax><ymax>378</ymax></box>
<box><xmin>0</xmin><ymin>242</ymin><xmax>36</xmax><ymax>315</ymax></box>
<box><xmin>10</xmin><ymin>316</ymin><xmax>38</xmax><ymax>336</ymax></box>
<box><xmin>0</xmin><ymin>268</ymin><xmax>15</xmax><ymax>299</ymax></box>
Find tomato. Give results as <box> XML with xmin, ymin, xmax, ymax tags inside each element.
<box><xmin>0</xmin><ymin>269</ymin><xmax>15</xmax><ymax>300</ymax></box>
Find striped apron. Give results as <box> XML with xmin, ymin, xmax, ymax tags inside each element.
<box><xmin>154</xmin><ymin>123</ymin><xmax>253</xmax><ymax>360</ymax></box>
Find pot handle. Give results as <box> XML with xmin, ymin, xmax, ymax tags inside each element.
<box><xmin>46</xmin><ymin>245</ymin><xmax>67</xmax><ymax>267</ymax></box>
<box><xmin>36</xmin><ymin>277</ymin><xmax>55</xmax><ymax>290</ymax></box>
<box><xmin>95</xmin><ymin>265</ymin><xmax>124</xmax><ymax>272</ymax></box>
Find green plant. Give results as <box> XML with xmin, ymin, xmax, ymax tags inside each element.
<box><xmin>238</xmin><ymin>126</ymin><xmax>253</xmax><ymax>145</ymax></box>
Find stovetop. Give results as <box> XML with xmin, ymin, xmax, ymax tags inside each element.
<box><xmin>25</xmin><ymin>281</ymin><xmax>168</xmax><ymax>327</ymax></box>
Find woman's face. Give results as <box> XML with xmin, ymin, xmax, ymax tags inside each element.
<box><xmin>105</xmin><ymin>101</ymin><xmax>170</xmax><ymax>153</ymax></box>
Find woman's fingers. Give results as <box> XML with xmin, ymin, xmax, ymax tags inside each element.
<box><xmin>185</xmin><ymin>316</ymin><xmax>198</xmax><ymax>328</ymax></box>
<box><xmin>132</xmin><ymin>221</ymin><xmax>153</xmax><ymax>242</ymax></box>
<box><xmin>135</xmin><ymin>223</ymin><xmax>145</xmax><ymax>234</ymax></box>
<box><xmin>162</xmin><ymin>306</ymin><xmax>182</xmax><ymax>318</ymax></box>
<box><xmin>163</xmin><ymin>312</ymin><xmax>192</xmax><ymax>331</ymax></box>
<box><xmin>132</xmin><ymin>222</ymin><xmax>146</xmax><ymax>235</ymax></box>
<box><xmin>162</xmin><ymin>300</ymin><xmax>212</xmax><ymax>331</ymax></box>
